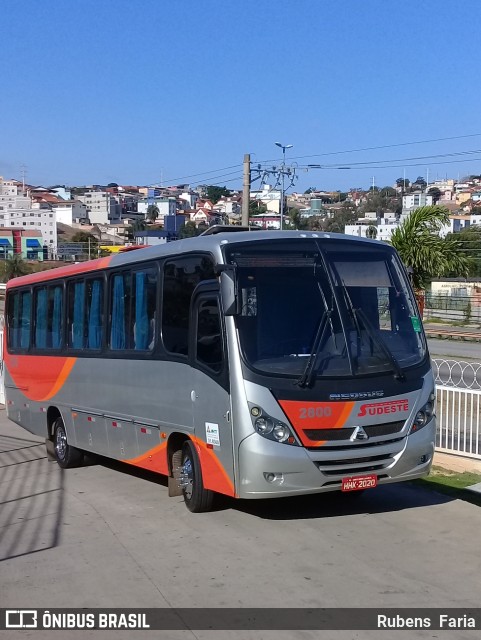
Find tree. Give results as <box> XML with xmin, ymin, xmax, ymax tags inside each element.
<box><xmin>146</xmin><ymin>204</ymin><xmax>159</xmax><ymax>223</ymax></box>
<box><xmin>413</xmin><ymin>176</ymin><xmax>427</xmax><ymax>189</ymax></box>
<box><xmin>322</xmin><ymin>205</ymin><xmax>357</xmax><ymax>233</ymax></box>
<box><xmin>249</xmin><ymin>200</ymin><xmax>267</xmax><ymax>215</ymax></box>
<box><xmin>178</xmin><ymin>221</ymin><xmax>200</xmax><ymax>238</ymax></box>
<box><xmin>126</xmin><ymin>219</ymin><xmax>147</xmax><ymax>240</ymax></box>
<box><xmin>71</xmin><ymin>231</ymin><xmax>99</xmax><ymax>258</ymax></box>
<box><xmin>288</xmin><ymin>208</ymin><xmax>308</xmax><ymax>230</ymax></box>
<box><xmin>446</xmin><ymin>224</ymin><xmax>481</xmax><ymax>277</ymax></box>
<box><xmin>427</xmin><ymin>187</ymin><xmax>442</xmax><ymax>203</ymax></box>
<box><xmin>0</xmin><ymin>254</ymin><xmax>30</xmax><ymax>281</ymax></box>
<box><xmin>205</xmin><ymin>185</ymin><xmax>231</xmax><ymax>204</ymax></box>
<box><xmin>396</xmin><ymin>177</ymin><xmax>410</xmax><ymax>189</ymax></box>
<box><xmin>380</xmin><ymin>186</ymin><xmax>396</xmax><ymax>198</ymax></box>
<box><xmin>359</xmin><ymin>190</ymin><xmax>394</xmax><ymax>216</ymax></box>
<box><xmin>389</xmin><ymin>205</ymin><xmax>469</xmax><ymax>290</ymax></box>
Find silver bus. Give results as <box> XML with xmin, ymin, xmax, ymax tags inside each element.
<box><xmin>3</xmin><ymin>230</ymin><xmax>435</xmax><ymax>511</ymax></box>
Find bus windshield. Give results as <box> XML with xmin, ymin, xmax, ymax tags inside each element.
<box><xmin>225</xmin><ymin>239</ymin><xmax>426</xmax><ymax>379</ymax></box>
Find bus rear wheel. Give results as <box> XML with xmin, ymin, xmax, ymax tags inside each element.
<box><xmin>181</xmin><ymin>441</ymin><xmax>214</xmax><ymax>513</ymax></box>
<box><xmin>53</xmin><ymin>418</ymin><xmax>84</xmax><ymax>469</ymax></box>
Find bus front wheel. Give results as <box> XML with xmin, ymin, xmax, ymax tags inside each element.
<box><xmin>181</xmin><ymin>441</ymin><xmax>214</xmax><ymax>513</ymax></box>
<box><xmin>53</xmin><ymin>418</ymin><xmax>84</xmax><ymax>469</ymax></box>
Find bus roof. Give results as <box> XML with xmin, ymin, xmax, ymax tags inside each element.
<box><xmin>6</xmin><ymin>230</ymin><xmax>389</xmax><ymax>289</ymax></box>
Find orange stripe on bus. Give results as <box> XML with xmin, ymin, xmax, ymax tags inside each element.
<box><xmin>38</xmin><ymin>358</ymin><xmax>77</xmax><ymax>401</ymax></box>
<box><xmin>191</xmin><ymin>435</ymin><xmax>235</xmax><ymax>497</ymax></box>
<box><xmin>4</xmin><ymin>355</ymin><xmax>77</xmax><ymax>402</ymax></box>
<box><xmin>124</xmin><ymin>441</ymin><xmax>169</xmax><ymax>475</ymax></box>
<box><xmin>278</xmin><ymin>400</ymin><xmax>355</xmax><ymax>447</ymax></box>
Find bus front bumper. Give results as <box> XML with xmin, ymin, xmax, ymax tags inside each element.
<box><xmin>236</xmin><ymin>421</ymin><xmax>435</xmax><ymax>499</ymax></box>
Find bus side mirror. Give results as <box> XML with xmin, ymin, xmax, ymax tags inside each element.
<box><xmin>220</xmin><ymin>270</ymin><xmax>239</xmax><ymax>316</ymax></box>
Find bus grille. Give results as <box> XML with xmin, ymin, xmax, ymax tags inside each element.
<box><xmin>304</xmin><ymin>420</ymin><xmax>405</xmax><ymax>443</ymax></box>
<box><xmin>314</xmin><ymin>453</ymin><xmax>395</xmax><ymax>476</ymax></box>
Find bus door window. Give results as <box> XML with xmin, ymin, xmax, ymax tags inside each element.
<box><xmin>195</xmin><ymin>297</ymin><xmax>223</xmax><ymax>374</ymax></box>
<box><xmin>162</xmin><ymin>256</ymin><xmax>215</xmax><ymax>357</ymax></box>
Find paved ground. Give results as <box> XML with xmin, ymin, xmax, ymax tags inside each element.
<box><xmin>1</xmin><ymin>409</ymin><xmax>481</xmax><ymax>639</ymax></box>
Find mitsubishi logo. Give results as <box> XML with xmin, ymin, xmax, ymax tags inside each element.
<box><xmin>351</xmin><ymin>426</ymin><xmax>369</xmax><ymax>441</ymax></box>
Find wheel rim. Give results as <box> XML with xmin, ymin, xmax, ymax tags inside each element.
<box><xmin>55</xmin><ymin>426</ymin><xmax>67</xmax><ymax>460</ymax></box>
<box><xmin>181</xmin><ymin>455</ymin><xmax>194</xmax><ymax>500</ymax></box>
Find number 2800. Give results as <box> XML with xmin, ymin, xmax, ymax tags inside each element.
<box><xmin>299</xmin><ymin>407</ymin><xmax>332</xmax><ymax>419</ymax></box>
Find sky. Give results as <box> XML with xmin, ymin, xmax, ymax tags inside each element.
<box><xmin>2</xmin><ymin>0</ymin><xmax>481</xmax><ymax>193</ymax></box>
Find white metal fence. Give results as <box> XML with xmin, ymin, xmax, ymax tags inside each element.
<box><xmin>433</xmin><ymin>359</ymin><xmax>481</xmax><ymax>460</ymax></box>
<box><xmin>435</xmin><ymin>385</ymin><xmax>481</xmax><ymax>459</ymax></box>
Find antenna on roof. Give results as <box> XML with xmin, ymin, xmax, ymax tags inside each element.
<box><xmin>200</xmin><ymin>225</ymin><xmax>251</xmax><ymax>236</ymax></box>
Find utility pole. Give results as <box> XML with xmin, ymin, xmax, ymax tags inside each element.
<box><xmin>20</xmin><ymin>164</ymin><xmax>27</xmax><ymax>194</ymax></box>
<box><xmin>242</xmin><ymin>153</ymin><xmax>250</xmax><ymax>227</ymax></box>
<box><xmin>275</xmin><ymin>142</ymin><xmax>293</xmax><ymax>230</ymax></box>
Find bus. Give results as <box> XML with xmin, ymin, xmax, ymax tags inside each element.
<box><xmin>3</xmin><ymin>230</ymin><xmax>436</xmax><ymax>512</ymax></box>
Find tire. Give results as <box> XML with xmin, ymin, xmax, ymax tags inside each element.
<box><xmin>181</xmin><ymin>440</ymin><xmax>214</xmax><ymax>513</ymax></box>
<box><xmin>53</xmin><ymin>417</ymin><xmax>84</xmax><ymax>469</ymax></box>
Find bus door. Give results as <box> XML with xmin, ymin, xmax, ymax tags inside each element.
<box><xmin>189</xmin><ymin>289</ymin><xmax>235</xmax><ymax>496</ymax></box>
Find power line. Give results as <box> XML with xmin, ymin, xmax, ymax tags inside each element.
<box><xmin>301</xmin><ymin>156</ymin><xmax>481</xmax><ymax>171</ymax></box>
<box><xmin>261</xmin><ymin>133</ymin><xmax>481</xmax><ymax>163</ymax></box>
<box><xmin>312</xmin><ymin>149</ymin><xmax>481</xmax><ymax>169</ymax></box>
<box><xmin>146</xmin><ymin>132</ymin><xmax>481</xmax><ymax>188</ymax></box>
<box><xmin>157</xmin><ymin>163</ymin><xmax>242</xmax><ymax>185</ymax></box>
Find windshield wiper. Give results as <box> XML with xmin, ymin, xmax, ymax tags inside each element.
<box><xmin>354</xmin><ymin>307</ymin><xmax>405</xmax><ymax>381</ymax></box>
<box><xmin>296</xmin><ymin>310</ymin><xmax>332</xmax><ymax>388</ymax></box>
<box><xmin>339</xmin><ymin>280</ymin><xmax>405</xmax><ymax>382</ymax></box>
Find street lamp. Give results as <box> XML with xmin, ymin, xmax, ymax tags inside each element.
<box><xmin>275</xmin><ymin>142</ymin><xmax>293</xmax><ymax>230</ymax></box>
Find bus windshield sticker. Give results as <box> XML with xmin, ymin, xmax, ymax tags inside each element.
<box><xmin>206</xmin><ymin>422</ymin><xmax>220</xmax><ymax>447</ymax></box>
<box><xmin>410</xmin><ymin>316</ymin><xmax>422</xmax><ymax>332</ymax></box>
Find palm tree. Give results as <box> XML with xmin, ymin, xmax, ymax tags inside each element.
<box><xmin>146</xmin><ymin>205</ymin><xmax>159</xmax><ymax>224</ymax></box>
<box><xmin>1</xmin><ymin>254</ymin><xmax>30</xmax><ymax>281</ymax></box>
<box><xmin>390</xmin><ymin>205</ymin><xmax>469</xmax><ymax>291</ymax></box>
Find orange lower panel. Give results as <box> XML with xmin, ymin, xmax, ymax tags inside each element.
<box><xmin>124</xmin><ymin>437</ymin><xmax>235</xmax><ymax>498</ymax></box>
<box><xmin>191</xmin><ymin>436</ymin><xmax>235</xmax><ymax>497</ymax></box>
<box><xmin>124</xmin><ymin>442</ymin><xmax>169</xmax><ymax>475</ymax></box>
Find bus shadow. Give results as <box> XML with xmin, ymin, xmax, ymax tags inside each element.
<box><xmin>86</xmin><ymin>453</ymin><xmax>453</xmax><ymax>519</ymax></box>
<box><xmin>225</xmin><ymin>482</ymin><xmax>454</xmax><ymax>520</ymax></box>
<box><xmin>0</xmin><ymin>435</ymin><xmax>64</xmax><ymax>562</ymax></box>
<box><xmin>84</xmin><ymin>453</ymin><xmax>169</xmax><ymax>488</ymax></box>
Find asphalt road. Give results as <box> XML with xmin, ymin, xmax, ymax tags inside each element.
<box><xmin>1</xmin><ymin>411</ymin><xmax>481</xmax><ymax>639</ymax></box>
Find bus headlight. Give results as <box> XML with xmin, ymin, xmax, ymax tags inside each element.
<box><xmin>255</xmin><ymin>417</ymin><xmax>273</xmax><ymax>435</ymax></box>
<box><xmin>251</xmin><ymin>406</ymin><xmax>299</xmax><ymax>446</ymax></box>
<box><xmin>409</xmin><ymin>395</ymin><xmax>435</xmax><ymax>435</ymax></box>
<box><xmin>273</xmin><ymin>424</ymin><xmax>290</xmax><ymax>442</ymax></box>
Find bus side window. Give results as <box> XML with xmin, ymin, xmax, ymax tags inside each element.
<box><xmin>20</xmin><ymin>290</ymin><xmax>32</xmax><ymax>350</ymax></box>
<box><xmin>68</xmin><ymin>281</ymin><xmax>85</xmax><ymax>349</ymax></box>
<box><xmin>109</xmin><ymin>273</ymin><xmax>132</xmax><ymax>350</ymax></box>
<box><xmin>34</xmin><ymin>287</ymin><xmax>48</xmax><ymax>348</ymax></box>
<box><xmin>196</xmin><ymin>297</ymin><xmax>223</xmax><ymax>373</ymax></box>
<box><xmin>7</xmin><ymin>290</ymin><xmax>20</xmax><ymax>349</ymax></box>
<box><xmin>86</xmin><ymin>278</ymin><xmax>103</xmax><ymax>349</ymax></box>
<box><xmin>48</xmin><ymin>285</ymin><xmax>63</xmax><ymax>349</ymax></box>
<box><xmin>133</xmin><ymin>269</ymin><xmax>157</xmax><ymax>351</ymax></box>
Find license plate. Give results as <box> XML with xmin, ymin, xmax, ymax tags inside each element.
<box><xmin>341</xmin><ymin>474</ymin><xmax>377</xmax><ymax>491</ymax></box>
